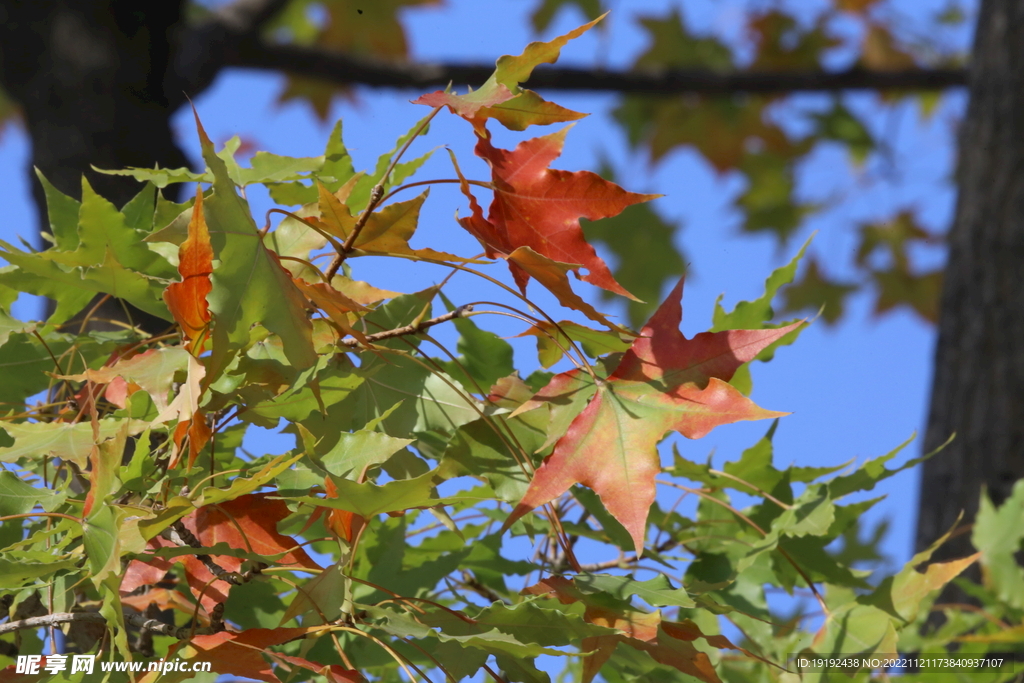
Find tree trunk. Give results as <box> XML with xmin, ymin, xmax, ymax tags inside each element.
<box><xmin>0</xmin><ymin>1</ymin><xmax>194</xmax><ymax>330</ymax></box>
<box><xmin>0</xmin><ymin>1</ymin><xmax>190</xmax><ymax>211</ymax></box>
<box><xmin>918</xmin><ymin>0</ymin><xmax>1024</xmax><ymax>563</ymax></box>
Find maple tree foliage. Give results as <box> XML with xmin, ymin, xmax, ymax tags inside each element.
<box><xmin>505</xmin><ymin>277</ymin><xmax>803</xmax><ymax>554</ymax></box>
<box><xmin>0</xmin><ymin>14</ymin><xmax>1018</xmax><ymax>683</ymax></box>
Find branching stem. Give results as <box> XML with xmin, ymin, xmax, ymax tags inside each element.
<box><xmin>325</xmin><ymin>106</ymin><xmax>443</xmax><ymax>280</ymax></box>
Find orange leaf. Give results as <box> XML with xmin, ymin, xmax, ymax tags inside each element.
<box><xmin>507</xmin><ymin>247</ymin><xmax>630</xmax><ymax>332</ymax></box>
<box><xmin>179</xmin><ymin>627</ymin><xmax>320</xmax><ymax>682</ymax></box>
<box><xmin>507</xmin><ymin>278</ymin><xmax>802</xmax><ymax>553</ymax></box>
<box><xmin>179</xmin><ymin>494</ymin><xmax>321</xmax><ymax>612</ymax></box>
<box><xmin>323</xmin><ymin>476</ymin><xmax>363</xmax><ymax>543</ymax></box>
<box><xmin>121</xmin><ymin>535</ymin><xmax>178</xmax><ymax>595</ymax></box>
<box><xmin>164</xmin><ymin>186</ymin><xmax>213</xmax><ymax>349</ymax></box>
<box><xmin>121</xmin><ymin>587</ymin><xmax>206</xmax><ymax>618</ymax></box>
<box><xmin>170</xmin><ymin>409</ymin><xmax>212</xmax><ymax>470</ymax></box>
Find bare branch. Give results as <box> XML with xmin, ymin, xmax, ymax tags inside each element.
<box><xmin>0</xmin><ymin>606</ymin><xmax>226</xmax><ymax>639</ymax></box>
<box><xmin>0</xmin><ymin>612</ymin><xmax>104</xmax><ymax>637</ymax></box>
<box><xmin>230</xmin><ymin>39</ymin><xmax>966</xmax><ymax>95</ymax></box>
<box><xmin>162</xmin><ymin>521</ymin><xmax>263</xmax><ymax>586</ymax></box>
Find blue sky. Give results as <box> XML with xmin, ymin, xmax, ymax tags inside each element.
<box><xmin>0</xmin><ymin>0</ymin><xmax>972</xmax><ymax>583</ymax></box>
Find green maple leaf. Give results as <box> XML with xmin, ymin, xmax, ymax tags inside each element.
<box><xmin>186</xmin><ymin>109</ymin><xmax>317</xmax><ymax>377</ymax></box>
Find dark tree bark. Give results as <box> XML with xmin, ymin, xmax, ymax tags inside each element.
<box><xmin>918</xmin><ymin>0</ymin><xmax>1024</xmax><ymax>563</ymax></box>
<box><xmin>0</xmin><ymin>1</ymin><xmax>190</xmax><ymax>219</ymax></box>
<box><xmin>0</xmin><ymin>0</ymin><xmax>279</xmax><ymax>329</ymax></box>
<box><xmin>0</xmin><ymin>1</ymin><xmax>192</xmax><ymax>330</ymax></box>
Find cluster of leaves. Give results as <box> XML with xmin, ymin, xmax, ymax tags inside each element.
<box><xmin>607</xmin><ymin>0</ymin><xmax>959</xmax><ymax>327</ymax></box>
<box><xmin>252</xmin><ymin>0</ymin><xmax>966</xmax><ymax>328</ymax></box>
<box><xmin>0</xmin><ymin>0</ymin><xmax>975</xmax><ymax>330</ymax></box>
<box><xmin>0</xmin><ymin>18</ymin><xmax>1019</xmax><ymax>683</ymax></box>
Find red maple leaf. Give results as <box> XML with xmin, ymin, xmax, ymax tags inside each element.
<box><xmin>460</xmin><ymin>126</ymin><xmax>659</xmax><ymax>299</ymax></box>
<box><xmin>506</xmin><ymin>278</ymin><xmax>803</xmax><ymax>553</ymax></box>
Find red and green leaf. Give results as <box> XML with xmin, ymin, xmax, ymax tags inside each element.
<box><xmin>507</xmin><ymin>278</ymin><xmax>802</xmax><ymax>552</ymax></box>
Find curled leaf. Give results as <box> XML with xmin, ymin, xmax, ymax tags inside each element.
<box><xmin>164</xmin><ymin>186</ymin><xmax>213</xmax><ymax>350</ymax></box>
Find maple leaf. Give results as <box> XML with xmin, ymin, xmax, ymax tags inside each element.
<box><xmin>872</xmin><ymin>266</ymin><xmax>942</xmax><ymax>323</ymax></box>
<box><xmin>164</xmin><ymin>186</ymin><xmax>213</xmax><ymax>350</ymax></box>
<box><xmin>507</xmin><ymin>247</ymin><xmax>632</xmax><ymax>332</ymax></box>
<box><xmin>781</xmin><ymin>257</ymin><xmax>857</xmax><ymax>325</ymax></box>
<box><xmin>61</xmin><ymin>346</ymin><xmax>190</xmax><ymax>414</ymax></box>
<box><xmin>460</xmin><ymin>126</ymin><xmax>658</xmax><ymax>300</ymax></box>
<box><xmin>190</xmin><ymin>108</ymin><xmax>317</xmax><ymax>377</ymax></box>
<box><xmin>521</xmin><ymin>576</ymin><xmax>765</xmax><ymax>683</ymax></box>
<box><xmin>121</xmin><ymin>535</ymin><xmax>177</xmax><ymax>595</ymax></box>
<box><xmin>121</xmin><ymin>495</ymin><xmax>319</xmax><ymax>615</ymax></box>
<box><xmin>414</xmin><ymin>16</ymin><xmax>600</xmax><ymax>130</ymax></box>
<box><xmin>506</xmin><ymin>278</ymin><xmax>803</xmax><ymax>553</ymax></box>
<box><xmin>861</xmin><ymin>24</ymin><xmax>916</xmax><ymax>71</ymax></box>
<box><xmin>312</xmin><ymin>183</ymin><xmax>477</xmax><ymax>264</ymax></box>
<box><xmin>179</xmin><ymin>493</ymin><xmax>320</xmax><ymax>612</ymax></box>
<box><xmin>292</xmin><ymin>278</ymin><xmax>371</xmax><ymax>344</ymax></box>
<box><xmin>174</xmin><ymin>627</ymin><xmax>325</xmax><ymax>683</ymax></box>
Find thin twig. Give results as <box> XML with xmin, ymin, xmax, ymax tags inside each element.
<box><xmin>338</xmin><ymin>304</ymin><xmax>474</xmax><ymax>348</ymax></box>
<box><xmin>324</xmin><ymin>106</ymin><xmax>442</xmax><ymax>280</ymax></box>
<box><xmin>163</xmin><ymin>521</ymin><xmax>263</xmax><ymax>586</ymax></box>
<box><xmin>708</xmin><ymin>468</ymin><xmax>793</xmax><ymax>509</ymax></box>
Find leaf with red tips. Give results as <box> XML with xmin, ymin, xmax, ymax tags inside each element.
<box><xmin>414</xmin><ymin>16</ymin><xmax>601</xmax><ymax>130</ymax></box>
<box><xmin>415</xmin><ymin>84</ymin><xmax>516</xmax><ymax>121</ymax></box>
<box><xmin>522</xmin><ymin>576</ymin><xmax>733</xmax><ymax>683</ymax></box>
<box><xmin>462</xmin><ymin>127</ymin><xmax>659</xmax><ymax>300</ymax></box>
<box><xmin>507</xmin><ymin>278</ymin><xmax>803</xmax><ymax>553</ymax></box>
<box><xmin>164</xmin><ymin>186</ymin><xmax>213</xmax><ymax>350</ymax></box>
